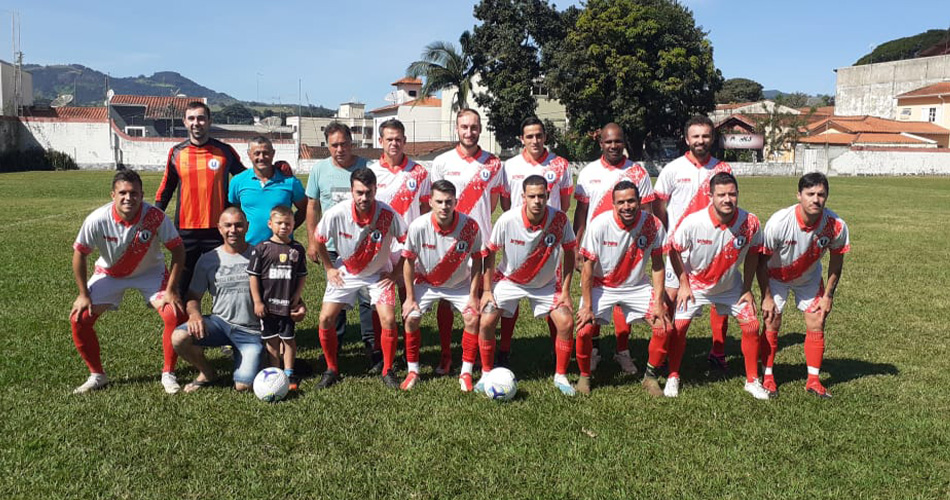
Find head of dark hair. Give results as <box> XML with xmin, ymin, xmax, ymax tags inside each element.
<box><xmin>185</xmin><ymin>101</ymin><xmax>211</xmax><ymax>119</ymax></box>
<box><xmin>684</xmin><ymin>114</ymin><xmax>714</xmax><ymax>137</ymax></box>
<box><xmin>522</xmin><ymin>174</ymin><xmax>548</xmax><ymax>193</ymax></box>
<box><xmin>798</xmin><ymin>172</ymin><xmax>829</xmax><ymax>193</ymax></box>
<box><xmin>378</xmin><ymin>118</ymin><xmax>405</xmax><ymax>137</ymax></box>
<box><xmin>611</xmin><ymin>179</ymin><xmax>640</xmax><ymax>201</ymax></box>
<box><xmin>709</xmin><ymin>172</ymin><xmax>738</xmax><ymax>192</ymax></box>
<box><xmin>325</xmin><ymin>121</ymin><xmax>353</xmax><ymax>142</ymax></box>
<box><xmin>112</xmin><ymin>169</ymin><xmax>143</xmax><ymax>190</ymax></box>
<box><xmin>431</xmin><ymin>179</ymin><xmax>456</xmax><ymax>197</ymax></box>
<box><xmin>220</xmin><ymin>206</ymin><xmax>247</xmax><ymax>222</ymax></box>
<box><xmin>520</xmin><ymin>116</ymin><xmax>545</xmax><ymax>136</ymax></box>
<box><xmin>350</xmin><ymin>167</ymin><xmax>376</xmax><ymax>187</ymax></box>
<box><xmin>269</xmin><ymin>205</ymin><xmax>293</xmax><ymax>219</ymax></box>
<box><xmin>456</xmin><ymin>108</ymin><xmax>481</xmax><ymax>124</ymax></box>
<box><xmin>248</xmin><ymin>135</ymin><xmax>273</xmax><ymax>150</ymax></box>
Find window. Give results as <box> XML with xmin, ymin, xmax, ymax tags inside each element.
<box><xmin>408</xmin><ymin>90</ymin><xmax>418</xmax><ymax>97</ymax></box>
<box><xmin>125</xmin><ymin>126</ymin><xmax>145</xmax><ymax>137</ymax></box>
<box><xmin>928</xmin><ymin>107</ymin><xmax>937</xmax><ymax>122</ymax></box>
<box><xmin>899</xmin><ymin>108</ymin><xmax>912</xmax><ymax>120</ymax></box>
<box><xmin>532</xmin><ymin>83</ymin><xmax>548</xmax><ymax>97</ymax></box>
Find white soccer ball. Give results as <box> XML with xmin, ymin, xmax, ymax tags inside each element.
<box><xmin>483</xmin><ymin>367</ymin><xmax>518</xmax><ymax>401</ymax></box>
<box><xmin>253</xmin><ymin>367</ymin><xmax>289</xmax><ymax>402</ymax></box>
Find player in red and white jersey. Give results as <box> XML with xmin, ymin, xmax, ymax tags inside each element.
<box><xmin>654</xmin><ymin>115</ymin><xmax>735</xmax><ymax>372</ymax></box>
<box><xmin>757</xmin><ymin>172</ymin><xmax>850</xmax><ymax>398</ymax></box>
<box><xmin>575</xmin><ymin>180</ymin><xmax>671</xmax><ymax>396</ymax></box>
<box><xmin>314</xmin><ymin>168</ymin><xmax>408</xmax><ymax>390</ymax></box>
<box><xmin>667</xmin><ymin>172</ymin><xmax>769</xmax><ymax>400</ymax></box>
<box><xmin>479</xmin><ymin>175</ymin><xmax>578</xmax><ymax>395</ymax></box>
<box><xmin>69</xmin><ymin>170</ymin><xmax>188</xmax><ymax>395</ymax></box>
<box><xmin>400</xmin><ymin>180</ymin><xmax>483</xmax><ymax>391</ymax></box>
<box><xmin>572</xmin><ymin>123</ymin><xmax>655</xmax><ymax>375</ymax></box>
<box><xmin>430</xmin><ymin>108</ymin><xmax>503</xmax><ymax>373</ymax></box>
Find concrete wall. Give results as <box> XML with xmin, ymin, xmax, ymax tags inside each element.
<box><xmin>0</xmin><ymin>117</ymin><xmax>19</xmax><ymax>153</ymax></box>
<box><xmin>835</xmin><ymin>55</ymin><xmax>950</xmax><ymax>118</ymax></box>
<box><xmin>828</xmin><ymin>148</ymin><xmax>950</xmax><ymax>176</ymax></box>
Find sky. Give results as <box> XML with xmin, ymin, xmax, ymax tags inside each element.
<box><xmin>1</xmin><ymin>0</ymin><xmax>947</xmax><ymax>109</ymax></box>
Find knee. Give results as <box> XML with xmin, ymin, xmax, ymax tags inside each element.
<box><xmin>406</xmin><ymin>316</ymin><xmax>421</xmax><ymax>332</ymax></box>
<box><xmin>171</xmin><ymin>328</ymin><xmax>191</xmax><ymax>348</ymax></box>
<box><xmin>462</xmin><ymin>313</ymin><xmax>479</xmax><ymax>332</ymax></box>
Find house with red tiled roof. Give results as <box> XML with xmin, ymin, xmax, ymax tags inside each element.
<box><xmin>802</xmin><ymin>115</ymin><xmax>949</xmax><ymax>148</ymax></box>
<box><xmin>895</xmin><ymin>82</ymin><xmax>950</xmax><ymax>130</ymax></box>
<box><xmin>108</xmin><ymin>94</ymin><xmax>207</xmax><ymax>137</ymax></box>
<box><xmin>370</xmin><ymin>78</ymin><xmax>445</xmax><ymax>143</ymax></box>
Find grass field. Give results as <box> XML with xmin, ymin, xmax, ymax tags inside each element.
<box><xmin>1</xmin><ymin>171</ymin><xmax>949</xmax><ymax>499</ymax></box>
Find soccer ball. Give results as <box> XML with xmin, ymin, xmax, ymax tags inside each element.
<box><xmin>483</xmin><ymin>367</ymin><xmax>518</xmax><ymax>401</ymax></box>
<box><xmin>253</xmin><ymin>368</ymin><xmax>289</xmax><ymax>402</ymax></box>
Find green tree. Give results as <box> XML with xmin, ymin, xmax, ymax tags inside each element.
<box><xmin>217</xmin><ymin>103</ymin><xmax>254</xmax><ymax>125</ymax></box>
<box><xmin>855</xmin><ymin>29</ymin><xmax>950</xmax><ymax>65</ymax></box>
<box><xmin>406</xmin><ymin>39</ymin><xmax>475</xmax><ymax>112</ymax></box>
<box><xmin>716</xmin><ymin>77</ymin><xmax>764</xmax><ymax>103</ymax></box>
<box><xmin>546</xmin><ymin>0</ymin><xmax>722</xmax><ymax>160</ymax></box>
<box><xmin>464</xmin><ymin>0</ymin><xmax>569</xmax><ymax>149</ymax></box>
<box><xmin>774</xmin><ymin>92</ymin><xmax>809</xmax><ymax>108</ymax></box>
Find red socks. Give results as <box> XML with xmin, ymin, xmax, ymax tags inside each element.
<box><xmin>613</xmin><ymin>306</ymin><xmax>630</xmax><ymax>351</ymax></box>
<box><xmin>555</xmin><ymin>337</ymin><xmax>573</xmax><ymax>376</ymax></box>
<box><xmin>437</xmin><ymin>300</ymin><xmax>454</xmax><ymax>359</ymax></box>
<box><xmin>667</xmin><ymin>320</ymin><xmax>692</xmax><ymax>378</ymax></box>
<box><xmin>70</xmin><ymin>310</ymin><xmax>103</xmax><ymax>374</ymax></box>
<box><xmin>405</xmin><ymin>329</ymin><xmax>421</xmax><ymax>365</ymax></box>
<box><xmin>575</xmin><ymin>324</ymin><xmax>595</xmax><ymax>377</ymax></box>
<box><xmin>158</xmin><ymin>304</ymin><xmax>186</xmax><ymax>373</ymax></box>
<box><xmin>380</xmin><ymin>328</ymin><xmax>397</xmax><ymax>373</ymax></box>
<box><xmin>479</xmin><ymin>337</ymin><xmax>495</xmax><ymax>372</ymax></box>
<box><xmin>804</xmin><ymin>330</ymin><xmax>825</xmax><ymax>382</ymax></box>
<box><xmin>318</xmin><ymin>328</ymin><xmax>339</xmax><ymax>372</ymax></box>
<box><xmin>710</xmin><ymin>307</ymin><xmax>728</xmax><ymax>357</ymax></box>
<box><xmin>739</xmin><ymin>320</ymin><xmax>761</xmax><ymax>383</ymax></box>
<box><xmin>647</xmin><ymin>325</ymin><xmax>670</xmax><ymax>368</ymax></box>
<box><xmin>461</xmin><ymin>330</ymin><xmax>478</xmax><ymax>364</ymax></box>
<box><xmin>760</xmin><ymin>328</ymin><xmax>779</xmax><ymax>371</ymax></box>
<box><xmin>500</xmin><ymin>306</ymin><xmax>518</xmax><ymax>352</ymax></box>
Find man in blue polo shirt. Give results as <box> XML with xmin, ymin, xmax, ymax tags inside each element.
<box><xmin>228</xmin><ymin>136</ymin><xmax>307</xmax><ymax>246</ymax></box>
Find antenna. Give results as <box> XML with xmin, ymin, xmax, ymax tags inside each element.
<box><xmin>51</xmin><ymin>94</ymin><xmax>74</xmax><ymax>108</ymax></box>
<box><xmin>384</xmin><ymin>91</ymin><xmax>398</xmax><ymax>103</ymax></box>
<box><xmin>261</xmin><ymin>116</ymin><xmax>282</xmax><ymax>131</ymax></box>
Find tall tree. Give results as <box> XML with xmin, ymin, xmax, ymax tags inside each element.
<box><xmin>774</xmin><ymin>91</ymin><xmax>809</xmax><ymax>108</ymax></box>
<box><xmin>546</xmin><ymin>0</ymin><xmax>722</xmax><ymax>160</ymax></box>
<box><xmin>406</xmin><ymin>39</ymin><xmax>475</xmax><ymax>112</ymax></box>
<box><xmin>716</xmin><ymin>77</ymin><xmax>764</xmax><ymax>103</ymax></box>
<box><xmin>463</xmin><ymin>0</ymin><xmax>569</xmax><ymax>149</ymax></box>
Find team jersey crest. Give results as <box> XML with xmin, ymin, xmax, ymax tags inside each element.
<box><xmin>208</xmin><ymin>158</ymin><xmax>220</xmax><ymax>170</ymax></box>
<box><xmin>637</xmin><ymin>235</ymin><xmax>648</xmax><ymax>249</ymax></box>
<box><xmin>817</xmin><ymin>235</ymin><xmax>830</xmax><ymax>248</ymax></box>
<box><xmin>479</xmin><ymin>169</ymin><xmax>491</xmax><ymax>181</ymax></box>
<box><xmin>138</xmin><ymin>230</ymin><xmax>152</xmax><ymax>243</ymax></box>
<box><xmin>734</xmin><ymin>235</ymin><xmax>747</xmax><ymax>249</ymax></box>
<box><xmin>544</xmin><ymin>233</ymin><xmax>557</xmax><ymax>246</ymax></box>
<box><xmin>456</xmin><ymin>240</ymin><xmax>470</xmax><ymax>253</ymax></box>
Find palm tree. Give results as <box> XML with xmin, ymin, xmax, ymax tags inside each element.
<box><xmin>405</xmin><ymin>39</ymin><xmax>474</xmax><ymax>112</ymax></box>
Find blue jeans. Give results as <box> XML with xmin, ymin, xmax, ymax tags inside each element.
<box><xmin>186</xmin><ymin>315</ymin><xmax>263</xmax><ymax>385</ymax></box>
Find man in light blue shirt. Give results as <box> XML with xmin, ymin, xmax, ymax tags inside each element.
<box><xmin>228</xmin><ymin>136</ymin><xmax>307</xmax><ymax>246</ymax></box>
<box><xmin>304</xmin><ymin>122</ymin><xmax>378</xmax><ymax>372</ymax></box>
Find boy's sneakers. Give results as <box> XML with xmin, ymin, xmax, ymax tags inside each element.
<box><xmin>316</xmin><ymin>370</ymin><xmax>340</xmax><ymax>390</ymax></box>
<box><xmin>744</xmin><ymin>378</ymin><xmax>771</xmax><ymax>400</ymax></box>
<box><xmin>614</xmin><ymin>351</ymin><xmax>638</xmax><ymax>375</ymax></box>
<box><xmin>73</xmin><ymin>373</ymin><xmax>109</xmax><ymax>394</ymax></box>
<box><xmin>161</xmin><ymin>372</ymin><xmax>181</xmax><ymax>394</ymax></box>
<box><xmin>664</xmin><ymin>376</ymin><xmax>680</xmax><ymax>398</ymax></box>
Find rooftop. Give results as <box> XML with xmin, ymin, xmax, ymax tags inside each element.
<box><xmin>109</xmin><ymin>95</ymin><xmax>206</xmax><ymax>120</ymax></box>
<box><xmin>895</xmin><ymin>82</ymin><xmax>950</xmax><ymax>99</ymax></box>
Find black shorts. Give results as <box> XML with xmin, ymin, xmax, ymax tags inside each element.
<box><xmin>261</xmin><ymin>315</ymin><xmax>295</xmax><ymax>340</ymax></box>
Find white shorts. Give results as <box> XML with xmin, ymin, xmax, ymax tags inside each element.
<box><xmin>674</xmin><ymin>285</ymin><xmax>755</xmax><ymax>322</ymax></box>
<box><xmin>87</xmin><ymin>268</ymin><xmax>168</xmax><ymax>310</ymax></box>
<box><xmin>411</xmin><ymin>283</ymin><xmax>476</xmax><ymax>317</ymax></box>
<box><xmin>664</xmin><ymin>255</ymin><xmax>680</xmax><ymax>289</ymax></box>
<box><xmin>770</xmin><ymin>276</ymin><xmax>824</xmax><ymax>314</ymax></box>
<box><xmin>492</xmin><ymin>279</ymin><xmax>560</xmax><ymax>318</ymax></box>
<box><xmin>582</xmin><ymin>284</ymin><xmax>657</xmax><ymax>325</ymax></box>
<box><xmin>323</xmin><ymin>269</ymin><xmax>396</xmax><ymax>309</ymax></box>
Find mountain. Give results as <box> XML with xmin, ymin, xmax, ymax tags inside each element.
<box><xmin>24</xmin><ymin>64</ymin><xmax>239</xmax><ymax>106</ymax></box>
<box><xmin>763</xmin><ymin>89</ymin><xmax>781</xmax><ymax>99</ymax></box>
<box><xmin>854</xmin><ymin>29</ymin><xmax>950</xmax><ymax>65</ymax></box>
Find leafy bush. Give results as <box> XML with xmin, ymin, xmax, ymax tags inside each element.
<box><xmin>0</xmin><ymin>148</ymin><xmax>78</xmax><ymax>172</ymax></box>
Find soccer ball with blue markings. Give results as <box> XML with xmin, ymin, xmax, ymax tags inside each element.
<box><xmin>253</xmin><ymin>367</ymin><xmax>289</xmax><ymax>402</ymax></box>
<box><xmin>483</xmin><ymin>368</ymin><xmax>518</xmax><ymax>401</ymax></box>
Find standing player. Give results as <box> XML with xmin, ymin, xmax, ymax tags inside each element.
<box><xmin>575</xmin><ymin>181</ymin><xmax>671</xmax><ymax>396</ymax></box>
<box><xmin>667</xmin><ymin>173</ymin><xmax>769</xmax><ymax>400</ymax></box>
<box><xmin>757</xmin><ymin>172</ymin><xmax>850</xmax><ymax>398</ymax></box>
<box><xmin>313</xmin><ymin>168</ymin><xmax>407</xmax><ymax>389</ymax></box>
<box><xmin>495</xmin><ymin>116</ymin><xmax>574</xmax><ymax>364</ymax></box>
<box><xmin>429</xmin><ymin>109</ymin><xmax>503</xmax><ymax>374</ymax></box>
<box><xmin>155</xmin><ymin>101</ymin><xmax>246</xmax><ymax>296</ymax></box>
<box><xmin>479</xmin><ymin>175</ymin><xmax>578</xmax><ymax>395</ymax></box>
<box><xmin>573</xmin><ymin>123</ymin><xmax>655</xmax><ymax>374</ymax></box>
<box><xmin>304</xmin><ymin>122</ymin><xmax>378</xmax><ymax>371</ymax></box>
<box><xmin>653</xmin><ymin>115</ymin><xmax>733</xmax><ymax>373</ymax></box>
<box><xmin>70</xmin><ymin>170</ymin><xmax>187</xmax><ymax>394</ymax></box>
<box><xmin>400</xmin><ymin>181</ymin><xmax>483</xmax><ymax>391</ymax></box>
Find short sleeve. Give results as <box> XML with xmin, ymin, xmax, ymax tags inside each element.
<box><xmin>652</xmin><ymin>223</ymin><xmax>668</xmax><ymax>258</ymax></box>
<box><xmin>574</xmin><ymin>171</ymin><xmax>589</xmax><ymax>203</ymax></box>
<box><xmin>418</xmin><ymin>171</ymin><xmax>432</xmax><ymax>204</ymax></box>
<box><xmin>291</xmin><ymin>177</ymin><xmax>306</xmax><ymax>203</ymax></box>
<box><xmin>578</xmin><ymin>222</ymin><xmax>598</xmax><ymax>262</ymax></box>
<box><xmin>830</xmin><ymin>218</ymin><xmax>851</xmax><ymax>255</ymax></box>
<box><xmin>392</xmin><ymin>210</ymin><xmax>408</xmax><ymax>244</ymax></box>
<box><xmin>293</xmin><ymin>243</ymin><xmax>308</xmax><ymax>277</ymax></box>
<box><xmin>305</xmin><ymin>164</ymin><xmax>320</xmax><ymax>199</ymax></box>
<box><xmin>749</xmin><ymin>215</ymin><xmax>764</xmax><ymax>250</ymax></box>
<box><xmin>188</xmin><ymin>253</ymin><xmax>211</xmax><ymax>296</ymax></box>
<box><xmin>671</xmin><ymin>221</ymin><xmax>691</xmax><ymax>253</ymax></box>
<box><xmin>315</xmin><ymin>207</ymin><xmax>334</xmax><ymax>243</ymax></box>
<box><xmin>246</xmin><ymin>245</ymin><xmax>264</xmax><ymax>276</ymax></box>
<box><xmin>561</xmin><ymin>218</ymin><xmax>577</xmax><ymax>250</ymax></box>
<box><xmin>638</xmin><ymin>168</ymin><xmax>655</xmax><ymax>204</ymax></box>
<box><xmin>488</xmin><ymin>160</ymin><xmax>504</xmax><ymax>194</ymax></box>
<box><xmin>472</xmin><ymin>225</ymin><xmax>483</xmax><ymax>255</ymax></box>
<box><xmin>558</xmin><ymin>164</ymin><xmax>574</xmax><ymax>196</ymax></box>
<box><xmin>654</xmin><ymin>165</ymin><xmax>674</xmax><ymax>200</ymax></box>
<box><xmin>228</xmin><ymin>177</ymin><xmax>239</xmax><ymax>205</ymax></box>
<box><xmin>430</xmin><ymin>157</ymin><xmax>444</xmax><ymax>182</ymax></box>
<box><xmin>74</xmin><ymin>213</ymin><xmax>98</xmax><ymax>254</ymax></box>
<box><xmin>487</xmin><ymin>217</ymin><xmax>505</xmax><ymax>252</ymax></box>
<box><xmin>158</xmin><ymin>212</ymin><xmax>182</xmax><ymax>249</ymax></box>
<box><xmin>500</xmin><ymin>162</ymin><xmax>512</xmax><ymax>197</ymax></box>
<box><xmin>760</xmin><ymin>216</ymin><xmax>781</xmax><ymax>256</ymax></box>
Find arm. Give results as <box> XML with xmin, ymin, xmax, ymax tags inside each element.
<box><xmin>248</xmin><ymin>274</ymin><xmax>266</xmax><ymax>318</ymax></box>
<box><xmin>184</xmin><ymin>291</ymin><xmax>207</xmax><ymax>339</ymax></box>
<box><xmin>70</xmin><ymin>250</ymin><xmax>92</xmax><ymax>317</ymax></box>
<box><xmin>305</xmin><ymin>198</ymin><xmax>322</xmax><ymax>263</ymax></box>
<box><xmin>668</xmin><ymin>248</ymin><xmax>693</xmax><ymax>311</ymax></box>
<box><xmin>315</xmin><ymin>239</ymin><xmax>343</xmax><ymax>287</ymax></box>
<box><xmin>500</xmin><ymin>196</ymin><xmax>511</xmax><ymax>212</ymax></box>
<box><xmin>559</xmin><ymin>192</ymin><xmax>571</xmax><ymax>214</ymax></box>
<box><xmin>290</xmin><ymin>275</ymin><xmax>307</xmax><ymax>321</ymax></box>
<box><xmin>575</xmin><ymin>257</ymin><xmax>595</xmax><ymax>328</ymax></box>
<box><xmin>739</xmin><ymin>249</ymin><xmax>759</xmax><ymax>315</ymax></box>
<box><xmin>818</xmin><ymin>253</ymin><xmax>845</xmax><ymax>319</ymax></box>
<box><xmin>555</xmin><ymin>248</ymin><xmax>575</xmax><ymax>311</ymax></box>
<box><xmin>757</xmin><ymin>253</ymin><xmax>777</xmax><ymax>323</ymax></box>
<box><xmin>572</xmin><ymin>201</ymin><xmax>589</xmax><ymax>267</ymax></box>
<box><xmin>652</xmin><ymin>199</ymin><xmax>669</xmax><ymax>229</ymax></box>
<box><xmin>402</xmin><ymin>256</ymin><xmax>419</xmax><ymax>320</ymax></box>
<box><xmin>468</xmin><ymin>251</ymin><xmax>483</xmax><ymax>314</ymax></box>
<box><xmin>293</xmin><ymin>197</ymin><xmax>308</xmax><ymax>230</ymax></box>
<box><xmin>480</xmin><ymin>250</ymin><xmax>496</xmax><ymax>310</ymax></box>
<box><xmin>154</xmin><ymin>245</ymin><xmax>185</xmax><ymax>314</ymax></box>
<box><xmin>491</xmin><ymin>191</ymin><xmax>500</xmax><ymax>215</ymax></box>
<box><xmin>380</xmin><ymin>257</ymin><xmax>405</xmax><ymax>288</ymax></box>
<box><xmin>649</xmin><ymin>251</ymin><xmax>671</xmax><ymax>329</ymax></box>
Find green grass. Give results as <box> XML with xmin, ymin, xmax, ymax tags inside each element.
<box><xmin>1</xmin><ymin>172</ymin><xmax>948</xmax><ymax>499</ymax></box>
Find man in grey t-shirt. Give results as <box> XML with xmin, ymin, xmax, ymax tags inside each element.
<box><xmin>171</xmin><ymin>208</ymin><xmax>264</xmax><ymax>391</ymax></box>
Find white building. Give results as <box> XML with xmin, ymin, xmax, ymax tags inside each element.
<box><xmin>370</xmin><ymin>78</ymin><xmax>444</xmax><ymax>144</ymax></box>
<box><xmin>0</xmin><ymin>60</ymin><xmax>33</xmax><ymax>116</ymax></box>
<box><xmin>287</xmin><ymin>101</ymin><xmax>374</xmax><ymax>148</ymax></box>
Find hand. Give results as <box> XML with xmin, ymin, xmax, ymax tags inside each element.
<box><xmin>290</xmin><ymin>301</ymin><xmax>307</xmax><ymax>322</ymax></box>
<box><xmin>253</xmin><ymin>302</ymin><xmax>266</xmax><ymax>318</ymax></box>
<box><xmin>817</xmin><ymin>295</ymin><xmax>834</xmax><ymax>320</ymax></box>
<box><xmin>186</xmin><ymin>313</ymin><xmax>206</xmax><ymax>339</ymax></box>
<box><xmin>464</xmin><ymin>295</ymin><xmax>480</xmax><ymax>317</ymax></box>
<box><xmin>675</xmin><ymin>284</ymin><xmax>695</xmax><ymax>313</ymax></box>
<box><xmin>480</xmin><ymin>291</ymin><xmax>496</xmax><ymax>312</ymax></box>
<box><xmin>649</xmin><ymin>294</ymin><xmax>672</xmax><ymax>331</ymax></box>
<box><xmin>157</xmin><ymin>290</ymin><xmax>185</xmax><ymax>316</ymax></box>
<box><xmin>71</xmin><ymin>294</ymin><xmax>93</xmax><ymax>318</ymax></box>
<box><xmin>575</xmin><ymin>252</ymin><xmax>585</xmax><ymax>270</ymax></box>
<box><xmin>306</xmin><ymin>245</ymin><xmax>320</xmax><ymax>264</ymax></box>
<box><xmin>378</xmin><ymin>270</ymin><xmax>399</xmax><ymax>290</ymax></box>
<box><xmin>761</xmin><ymin>294</ymin><xmax>778</xmax><ymax>324</ymax></box>
<box><xmin>402</xmin><ymin>298</ymin><xmax>420</xmax><ymax>321</ymax></box>
<box><xmin>575</xmin><ymin>306</ymin><xmax>594</xmax><ymax>329</ymax></box>
<box><xmin>737</xmin><ymin>290</ymin><xmax>757</xmax><ymax>317</ymax></box>
<box><xmin>326</xmin><ymin>267</ymin><xmax>344</xmax><ymax>288</ymax></box>
<box><xmin>553</xmin><ymin>292</ymin><xmax>573</xmax><ymax>313</ymax></box>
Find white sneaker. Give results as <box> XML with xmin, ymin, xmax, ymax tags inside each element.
<box><xmin>590</xmin><ymin>347</ymin><xmax>601</xmax><ymax>372</ymax></box>
<box><xmin>744</xmin><ymin>378</ymin><xmax>771</xmax><ymax>400</ymax></box>
<box><xmin>613</xmin><ymin>350</ymin><xmax>638</xmax><ymax>375</ymax></box>
<box><xmin>664</xmin><ymin>376</ymin><xmax>680</xmax><ymax>398</ymax></box>
<box><xmin>73</xmin><ymin>373</ymin><xmax>108</xmax><ymax>394</ymax></box>
<box><xmin>553</xmin><ymin>374</ymin><xmax>576</xmax><ymax>396</ymax></box>
<box><xmin>161</xmin><ymin>372</ymin><xmax>181</xmax><ymax>394</ymax></box>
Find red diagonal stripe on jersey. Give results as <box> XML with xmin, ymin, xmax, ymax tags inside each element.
<box><xmin>343</xmin><ymin>208</ymin><xmax>394</xmax><ymax>275</ymax></box>
<box><xmin>671</xmin><ymin>162</ymin><xmax>732</xmax><ymax>234</ymax></box>
<box><xmin>456</xmin><ymin>155</ymin><xmax>502</xmax><ymax>215</ymax></box>
<box><xmin>417</xmin><ymin>218</ymin><xmax>480</xmax><ymax>286</ymax></box>
<box><xmin>504</xmin><ymin>211</ymin><xmax>569</xmax><ymax>285</ymax></box>
<box><xmin>688</xmin><ymin>213</ymin><xmax>758</xmax><ymax>290</ymax></box>
<box><xmin>590</xmin><ymin>165</ymin><xmax>647</xmax><ymax>220</ymax></box>
<box><xmin>98</xmin><ymin>207</ymin><xmax>165</xmax><ymax>278</ymax></box>
<box><xmin>387</xmin><ymin>162</ymin><xmax>428</xmax><ymax>216</ymax></box>
<box><xmin>595</xmin><ymin>212</ymin><xmax>658</xmax><ymax>287</ymax></box>
<box><xmin>545</xmin><ymin>156</ymin><xmax>569</xmax><ymax>192</ymax></box>
<box><xmin>769</xmin><ymin>215</ymin><xmax>841</xmax><ymax>282</ymax></box>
